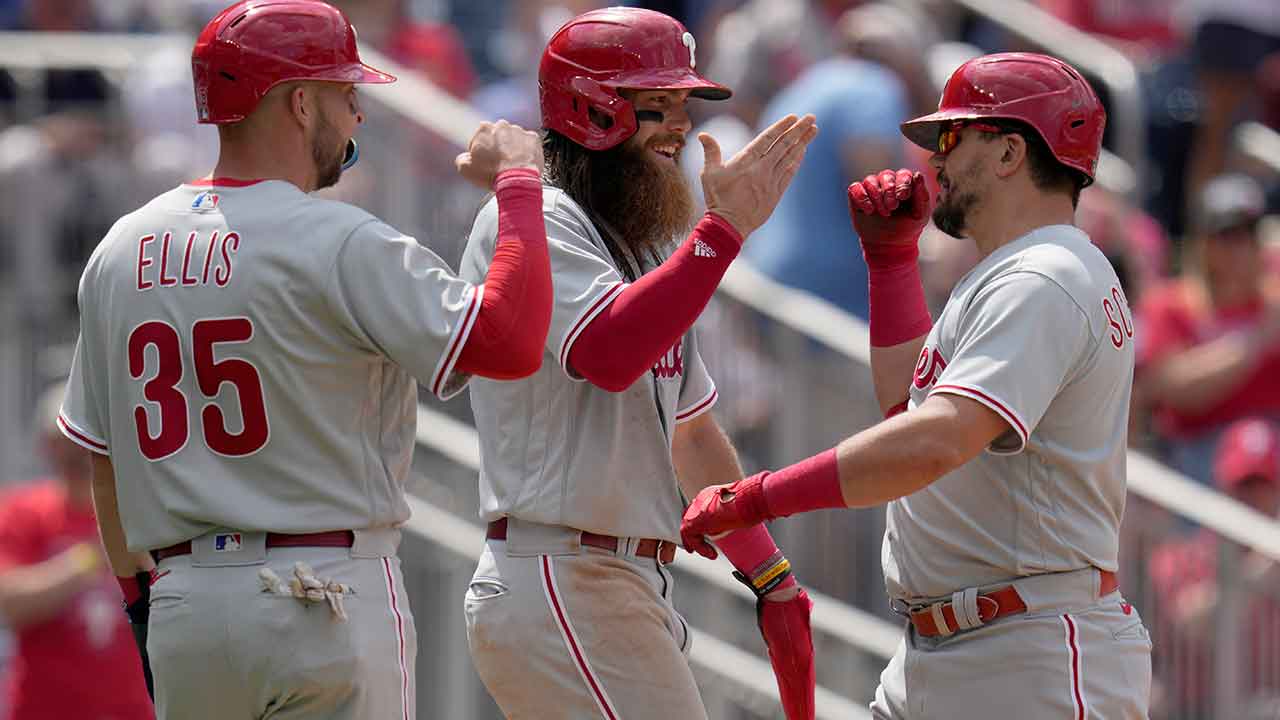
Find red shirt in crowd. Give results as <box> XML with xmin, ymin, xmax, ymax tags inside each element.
<box><xmin>1137</xmin><ymin>281</ymin><xmax>1280</xmax><ymax>439</ymax></box>
<box><xmin>1149</xmin><ymin>531</ymin><xmax>1280</xmax><ymax>706</ymax></box>
<box><xmin>0</xmin><ymin>480</ymin><xmax>152</xmax><ymax>720</ymax></box>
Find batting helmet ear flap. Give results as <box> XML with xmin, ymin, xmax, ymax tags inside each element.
<box><xmin>563</xmin><ymin>77</ymin><xmax>639</xmax><ymax>151</ymax></box>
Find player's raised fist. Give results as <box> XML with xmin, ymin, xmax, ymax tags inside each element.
<box><xmin>456</xmin><ymin>119</ymin><xmax>544</xmax><ymax>189</ymax></box>
<box><xmin>847</xmin><ymin>168</ymin><xmax>930</xmax><ymax>249</ymax></box>
<box><xmin>700</xmin><ymin>114</ymin><xmax>818</xmax><ymax>238</ymax></box>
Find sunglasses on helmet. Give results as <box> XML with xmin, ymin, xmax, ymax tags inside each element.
<box><xmin>937</xmin><ymin>121</ymin><xmax>1005</xmax><ymax>155</ymax></box>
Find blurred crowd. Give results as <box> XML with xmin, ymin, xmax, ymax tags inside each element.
<box><xmin>1</xmin><ymin>0</ymin><xmax>1279</xmax><ymax>718</ymax></box>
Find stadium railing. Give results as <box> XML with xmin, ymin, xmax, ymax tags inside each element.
<box><xmin>948</xmin><ymin>0</ymin><xmax>1146</xmax><ymax>201</ymax></box>
<box><xmin>3</xmin><ymin>30</ymin><xmax>1280</xmax><ymax>720</ymax></box>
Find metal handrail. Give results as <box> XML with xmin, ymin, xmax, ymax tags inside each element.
<box><xmin>947</xmin><ymin>0</ymin><xmax>1147</xmax><ymax>201</ymax></box>
<box><xmin>404</xmin><ymin>472</ymin><xmax>873</xmax><ymax>719</ymax></box>
<box><xmin>414</xmin><ymin>403</ymin><xmax>904</xmax><ymax>663</ymax></box>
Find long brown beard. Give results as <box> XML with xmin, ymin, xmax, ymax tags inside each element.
<box><xmin>589</xmin><ymin>137</ymin><xmax>695</xmax><ymax>270</ymax></box>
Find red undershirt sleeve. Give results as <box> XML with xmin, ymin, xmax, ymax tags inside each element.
<box><xmin>455</xmin><ymin>169</ymin><xmax>552</xmax><ymax>379</ymax></box>
<box><xmin>567</xmin><ymin>212</ymin><xmax>742</xmax><ymax>391</ymax></box>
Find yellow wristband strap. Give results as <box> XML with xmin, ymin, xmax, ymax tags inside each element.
<box><xmin>68</xmin><ymin>543</ymin><xmax>100</xmax><ymax>574</ymax></box>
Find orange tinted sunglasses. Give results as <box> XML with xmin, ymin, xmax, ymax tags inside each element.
<box><xmin>937</xmin><ymin>121</ymin><xmax>1004</xmax><ymax>155</ymax></box>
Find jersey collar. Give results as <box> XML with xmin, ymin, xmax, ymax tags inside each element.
<box><xmin>187</xmin><ymin>177</ymin><xmax>268</xmax><ymax>188</ymax></box>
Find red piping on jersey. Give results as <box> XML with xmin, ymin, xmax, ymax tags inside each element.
<box><xmin>930</xmin><ymin>384</ymin><xmax>1029</xmax><ymax>442</ymax></box>
<box><xmin>568</xmin><ymin>212</ymin><xmax>742</xmax><ymax>392</ymax></box>
<box><xmin>57</xmin><ymin>414</ymin><xmax>108</xmax><ymax>453</ymax></box>
<box><xmin>382</xmin><ymin>558</ymin><xmax>411</xmax><ymax>720</ymax></box>
<box><xmin>541</xmin><ymin>556</ymin><xmax>620</xmax><ymax>719</ymax></box>
<box><xmin>431</xmin><ymin>287</ymin><xmax>482</xmax><ymax>398</ymax></box>
<box><xmin>1063</xmin><ymin>614</ymin><xmax>1086</xmax><ymax>719</ymax></box>
<box><xmin>455</xmin><ymin>169</ymin><xmax>551</xmax><ymax>379</ymax></box>
<box><xmin>559</xmin><ymin>282</ymin><xmax>626</xmax><ymax>374</ymax></box>
<box><xmin>187</xmin><ymin>177</ymin><xmax>267</xmax><ymax>187</ymax></box>
<box><xmin>675</xmin><ymin>387</ymin><xmax>718</xmax><ymax>423</ymax></box>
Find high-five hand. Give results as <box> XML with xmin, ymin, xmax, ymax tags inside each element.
<box><xmin>700</xmin><ymin>114</ymin><xmax>819</xmax><ymax>238</ymax></box>
<box><xmin>456</xmin><ymin>119</ymin><xmax>544</xmax><ymax>189</ymax></box>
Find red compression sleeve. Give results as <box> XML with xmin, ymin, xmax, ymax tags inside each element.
<box><xmin>760</xmin><ymin>448</ymin><xmax>845</xmax><ymax>518</ymax></box>
<box><xmin>716</xmin><ymin>524</ymin><xmax>798</xmax><ymax>595</ymax></box>
<box><xmin>863</xmin><ymin>241</ymin><xmax>932</xmax><ymax>347</ymax></box>
<box><xmin>455</xmin><ymin>168</ymin><xmax>551</xmax><ymax>379</ymax></box>
<box><xmin>567</xmin><ymin>213</ymin><xmax>742</xmax><ymax>391</ymax></box>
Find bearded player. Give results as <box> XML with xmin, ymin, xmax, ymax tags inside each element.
<box><xmin>459</xmin><ymin>8</ymin><xmax>820</xmax><ymax>720</ymax></box>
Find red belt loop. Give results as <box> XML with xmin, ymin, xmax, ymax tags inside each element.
<box><xmin>486</xmin><ymin>518</ymin><xmax>676</xmax><ymax>565</ymax></box>
<box><xmin>151</xmin><ymin>530</ymin><xmax>355</xmax><ymax>563</ymax></box>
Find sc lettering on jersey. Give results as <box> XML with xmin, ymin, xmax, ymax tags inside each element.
<box><xmin>136</xmin><ymin>230</ymin><xmax>240</xmax><ymax>291</ymax></box>
<box><xmin>1102</xmin><ymin>285</ymin><xmax>1134</xmax><ymax>350</ymax></box>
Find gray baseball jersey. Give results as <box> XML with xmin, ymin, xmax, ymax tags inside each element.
<box><xmin>458</xmin><ymin>187</ymin><xmax>718</xmax><ymax>543</ymax></box>
<box><xmin>58</xmin><ymin>179</ymin><xmax>481</xmax><ymax>551</ymax></box>
<box><xmin>886</xmin><ymin>224</ymin><xmax>1136</xmax><ymax>600</ymax></box>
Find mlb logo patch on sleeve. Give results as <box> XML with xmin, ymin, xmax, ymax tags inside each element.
<box><xmin>214</xmin><ymin>533</ymin><xmax>243</xmax><ymax>552</ymax></box>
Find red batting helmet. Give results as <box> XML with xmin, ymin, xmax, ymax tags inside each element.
<box><xmin>539</xmin><ymin>7</ymin><xmax>731</xmax><ymax>151</ymax></box>
<box><xmin>192</xmin><ymin>0</ymin><xmax>395</xmax><ymax>124</ymax></box>
<box><xmin>901</xmin><ymin>52</ymin><xmax>1106</xmax><ymax>185</ymax></box>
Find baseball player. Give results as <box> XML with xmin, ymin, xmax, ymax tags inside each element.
<box><xmin>681</xmin><ymin>53</ymin><xmax>1154</xmax><ymax>718</ymax></box>
<box><xmin>55</xmin><ymin>2</ymin><xmax>554</xmax><ymax>718</ymax></box>
<box><xmin>458</xmin><ymin>8</ymin><xmax>819</xmax><ymax>720</ymax></box>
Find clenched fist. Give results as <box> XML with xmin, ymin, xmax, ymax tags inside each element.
<box><xmin>680</xmin><ymin>472</ymin><xmax>774</xmax><ymax>559</ymax></box>
<box><xmin>456</xmin><ymin>119</ymin><xmax>543</xmax><ymax>189</ymax></box>
<box><xmin>701</xmin><ymin>114</ymin><xmax>819</xmax><ymax>238</ymax></box>
<box><xmin>847</xmin><ymin>168</ymin><xmax>930</xmax><ymax>252</ymax></box>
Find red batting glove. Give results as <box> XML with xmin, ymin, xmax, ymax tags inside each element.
<box><xmin>848</xmin><ymin>169</ymin><xmax>931</xmax><ymax>265</ymax></box>
<box><xmin>760</xmin><ymin>587</ymin><xmax>816</xmax><ymax>720</ymax></box>
<box><xmin>680</xmin><ymin>473</ymin><xmax>773</xmax><ymax>559</ymax></box>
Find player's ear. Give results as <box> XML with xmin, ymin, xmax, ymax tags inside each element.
<box><xmin>285</xmin><ymin>82</ymin><xmax>314</xmax><ymax>130</ymax></box>
<box><xmin>994</xmin><ymin>133</ymin><xmax>1026</xmax><ymax>179</ymax></box>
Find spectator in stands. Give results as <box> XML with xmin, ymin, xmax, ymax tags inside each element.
<box><xmin>0</xmin><ymin>383</ymin><xmax>152</xmax><ymax>720</ymax></box>
<box><xmin>1184</xmin><ymin>0</ymin><xmax>1280</xmax><ymax>216</ymax></box>
<box><xmin>741</xmin><ymin>4</ymin><xmax>913</xmax><ymax>318</ymax></box>
<box><xmin>1076</xmin><ymin>183</ymin><xmax>1171</xmax><ymax>305</ymax></box>
<box><xmin>703</xmin><ymin>0</ymin><xmax>848</xmax><ymax>132</ymax></box>
<box><xmin>471</xmin><ymin>1</ymin><xmax>597</xmax><ymax>128</ymax></box>
<box><xmin>1148</xmin><ymin>417</ymin><xmax>1280</xmax><ymax>718</ymax></box>
<box><xmin>329</xmin><ymin>0</ymin><xmax>476</xmax><ymax>98</ymax></box>
<box><xmin>1135</xmin><ymin>173</ymin><xmax>1280</xmax><ymax>482</ymax></box>
<box><xmin>1035</xmin><ymin>0</ymin><xmax>1184</xmax><ymax>62</ymax></box>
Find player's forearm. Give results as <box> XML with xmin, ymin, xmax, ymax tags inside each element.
<box><xmin>456</xmin><ymin>169</ymin><xmax>551</xmax><ymax>379</ymax></box>
<box><xmin>831</xmin><ymin>407</ymin><xmax>969</xmax><ymax>507</ymax></box>
<box><xmin>672</xmin><ymin>413</ymin><xmax>744</xmax><ymax>498</ymax></box>
<box><xmin>90</xmin><ymin>454</ymin><xmax>153</xmax><ymax>577</ymax></box>
<box><xmin>749</xmin><ymin>398</ymin><xmax>988</xmax><ymax>520</ymax></box>
<box><xmin>0</xmin><ymin>545</ymin><xmax>99</xmax><ymax>628</ymax></box>
<box><xmin>1145</xmin><ymin>334</ymin><xmax>1262</xmax><ymax>411</ymax></box>
<box><xmin>568</xmin><ymin>213</ymin><xmax>741</xmax><ymax>391</ymax></box>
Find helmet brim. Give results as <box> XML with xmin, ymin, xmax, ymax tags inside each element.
<box><xmin>608</xmin><ymin>68</ymin><xmax>731</xmax><ymax>101</ymax></box>
<box><xmin>343</xmin><ymin>61</ymin><xmax>397</xmax><ymax>85</ymax></box>
<box><xmin>900</xmin><ymin>108</ymin><xmax>1003</xmax><ymax>152</ymax></box>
